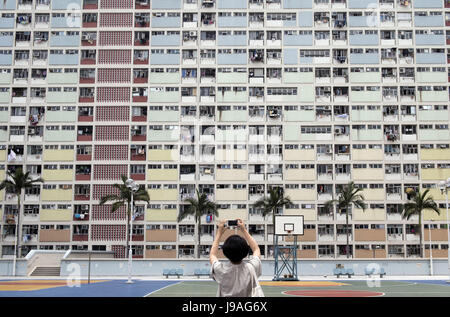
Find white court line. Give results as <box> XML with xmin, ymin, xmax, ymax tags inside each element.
<box><xmin>144</xmin><ymin>281</ymin><xmax>183</xmax><ymax>297</ymax></box>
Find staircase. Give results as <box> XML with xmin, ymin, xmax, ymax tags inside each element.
<box><xmin>30</xmin><ymin>266</ymin><xmax>61</xmax><ymax>277</ymax></box>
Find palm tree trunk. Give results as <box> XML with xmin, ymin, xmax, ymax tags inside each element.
<box><xmin>16</xmin><ymin>194</ymin><xmax>21</xmax><ymax>258</ymax></box>
<box><xmin>419</xmin><ymin>211</ymin><xmax>423</xmax><ymax>258</ymax></box>
<box><xmin>197</xmin><ymin>217</ymin><xmax>201</xmax><ymax>259</ymax></box>
<box><xmin>272</xmin><ymin>211</ymin><xmax>276</xmax><ymax>258</ymax></box>
<box><xmin>345</xmin><ymin>209</ymin><xmax>350</xmax><ymax>259</ymax></box>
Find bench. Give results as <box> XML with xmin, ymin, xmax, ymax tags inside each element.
<box><xmin>333</xmin><ymin>268</ymin><xmax>354</xmax><ymax>278</ymax></box>
<box><xmin>365</xmin><ymin>267</ymin><xmax>386</xmax><ymax>278</ymax></box>
<box><xmin>163</xmin><ymin>268</ymin><xmax>184</xmax><ymax>278</ymax></box>
<box><xmin>333</xmin><ymin>268</ymin><xmax>344</xmax><ymax>278</ymax></box>
<box><xmin>345</xmin><ymin>268</ymin><xmax>354</xmax><ymax>278</ymax></box>
<box><xmin>194</xmin><ymin>268</ymin><xmax>211</xmax><ymax>278</ymax></box>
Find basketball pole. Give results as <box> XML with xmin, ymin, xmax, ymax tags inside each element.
<box><xmin>273</xmin><ymin>216</ymin><xmax>303</xmax><ymax>281</ymax></box>
<box><xmin>273</xmin><ymin>233</ymin><xmax>299</xmax><ymax>281</ymax></box>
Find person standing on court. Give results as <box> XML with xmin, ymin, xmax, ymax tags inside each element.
<box><xmin>209</xmin><ymin>219</ymin><xmax>264</xmax><ymax>297</ymax></box>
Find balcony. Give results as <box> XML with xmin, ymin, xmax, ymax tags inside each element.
<box><xmin>75</xmin><ymin>165</ymin><xmax>91</xmax><ymax>181</ymax></box>
<box><xmin>132</xmin><ymin>88</ymin><xmax>148</xmax><ymax>103</ymax></box>
<box><xmin>133</xmin><ymin>51</ymin><xmax>149</xmax><ymax>65</ymax></box>
<box><xmin>131</xmin><ymin>146</ymin><xmax>146</xmax><ymax>161</ymax></box>
<box><xmin>77</xmin><ymin>127</ymin><xmax>93</xmax><ymax>142</ymax></box>
<box><xmin>135</xmin><ymin>0</ymin><xmax>149</xmax><ymax>9</ymax></box>
<box><xmin>131</xmin><ymin>127</ymin><xmax>146</xmax><ymax>142</ymax></box>
<box><xmin>83</xmin><ymin>0</ymin><xmax>98</xmax><ymax>9</ymax></box>
<box><xmin>135</xmin><ymin>14</ymin><xmax>150</xmax><ymax>28</ymax></box>
<box><xmin>81</xmin><ymin>33</ymin><xmax>96</xmax><ymax>46</ymax></box>
<box><xmin>132</xmin><ymin>107</ymin><xmax>147</xmax><ymax>122</ymax></box>
<box><xmin>135</xmin><ymin>33</ymin><xmax>149</xmax><ymax>46</ymax></box>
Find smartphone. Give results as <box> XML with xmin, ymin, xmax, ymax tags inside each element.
<box><xmin>227</xmin><ymin>220</ymin><xmax>238</xmax><ymax>227</ymax></box>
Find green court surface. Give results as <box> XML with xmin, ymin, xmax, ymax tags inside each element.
<box><xmin>146</xmin><ymin>280</ymin><xmax>450</xmax><ymax>297</ymax></box>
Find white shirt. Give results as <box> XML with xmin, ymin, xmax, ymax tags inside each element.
<box><xmin>211</xmin><ymin>256</ymin><xmax>262</xmax><ymax>297</ymax></box>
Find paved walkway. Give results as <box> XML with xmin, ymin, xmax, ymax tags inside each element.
<box><xmin>0</xmin><ymin>276</ymin><xmax>449</xmax><ymax>297</ymax></box>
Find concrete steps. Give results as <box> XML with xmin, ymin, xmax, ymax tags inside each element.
<box><xmin>30</xmin><ymin>266</ymin><xmax>61</xmax><ymax>277</ymax></box>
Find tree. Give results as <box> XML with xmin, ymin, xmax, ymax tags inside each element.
<box><xmin>402</xmin><ymin>188</ymin><xmax>440</xmax><ymax>258</ymax></box>
<box><xmin>99</xmin><ymin>175</ymin><xmax>150</xmax><ymax>257</ymax></box>
<box><xmin>0</xmin><ymin>168</ymin><xmax>44</xmax><ymax>258</ymax></box>
<box><xmin>253</xmin><ymin>186</ymin><xmax>292</xmax><ymax>250</ymax></box>
<box><xmin>324</xmin><ymin>181</ymin><xmax>367</xmax><ymax>258</ymax></box>
<box><xmin>177</xmin><ymin>189</ymin><xmax>219</xmax><ymax>258</ymax></box>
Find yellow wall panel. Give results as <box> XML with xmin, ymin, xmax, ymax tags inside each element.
<box><xmin>147</xmin><ymin>150</ymin><xmax>178</xmax><ymax>161</ymax></box>
<box><xmin>426</xmin><ymin>188</ymin><xmax>446</xmax><ymax>201</ymax></box>
<box><xmin>40</xmin><ymin>209</ymin><xmax>72</xmax><ymax>222</ymax></box>
<box><xmin>422</xmin><ymin>169</ymin><xmax>450</xmax><ymax>181</ymax></box>
<box><xmin>420</xmin><ymin>149</ymin><xmax>450</xmax><ymax>161</ymax></box>
<box><xmin>42</xmin><ymin>170</ymin><xmax>74</xmax><ymax>181</ymax></box>
<box><xmin>146</xmin><ymin>209</ymin><xmax>178</xmax><ymax>222</ymax></box>
<box><xmin>423</xmin><ymin>208</ymin><xmax>448</xmax><ymax>221</ymax></box>
<box><xmin>43</xmin><ymin>149</ymin><xmax>74</xmax><ymax>161</ymax></box>
<box><xmin>148</xmin><ymin>189</ymin><xmax>178</xmax><ymax>201</ymax></box>
<box><xmin>147</xmin><ymin>170</ymin><xmax>178</xmax><ymax>181</ymax></box>
<box><xmin>41</xmin><ymin>189</ymin><xmax>73</xmax><ymax>201</ymax></box>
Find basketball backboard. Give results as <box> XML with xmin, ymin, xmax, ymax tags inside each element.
<box><xmin>274</xmin><ymin>215</ymin><xmax>304</xmax><ymax>236</ymax></box>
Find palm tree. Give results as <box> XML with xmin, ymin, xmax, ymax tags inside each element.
<box><xmin>324</xmin><ymin>181</ymin><xmax>367</xmax><ymax>259</ymax></box>
<box><xmin>0</xmin><ymin>168</ymin><xmax>44</xmax><ymax>258</ymax></box>
<box><xmin>177</xmin><ymin>189</ymin><xmax>219</xmax><ymax>258</ymax></box>
<box><xmin>99</xmin><ymin>175</ymin><xmax>150</xmax><ymax>257</ymax></box>
<box><xmin>402</xmin><ymin>188</ymin><xmax>440</xmax><ymax>258</ymax></box>
<box><xmin>253</xmin><ymin>186</ymin><xmax>292</xmax><ymax>248</ymax></box>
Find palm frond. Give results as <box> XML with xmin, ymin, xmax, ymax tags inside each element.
<box><xmin>133</xmin><ymin>189</ymin><xmax>150</xmax><ymax>203</ymax></box>
<box><xmin>111</xmin><ymin>201</ymin><xmax>125</xmax><ymax>213</ymax></box>
<box><xmin>99</xmin><ymin>194</ymin><xmax>121</xmax><ymax>205</ymax></box>
<box><xmin>324</xmin><ymin>199</ymin><xmax>338</xmax><ymax>210</ymax></box>
<box><xmin>177</xmin><ymin>205</ymin><xmax>195</xmax><ymax>222</ymax></box>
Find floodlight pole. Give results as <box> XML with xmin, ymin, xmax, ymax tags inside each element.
<box><xmin>126</xmin><ymin>178</ymin><xmax>137</xmax><ymax>284</ymax></box>
<box><xmin>12</xmin><ymin>217</ymin><xmax>17</xmax><ymax>276</ymax></box>
<box><xmin>429</xmin><ymin>221</ymin><xmax>433</xmax><ymax>276</ymax></box>
<box><xmin>126</xmin><ymin>191</ymin><xmax>134</xmax><ymax>284</ymax></box>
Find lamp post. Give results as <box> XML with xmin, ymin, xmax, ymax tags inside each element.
<box><xmin>12</xmin><ymin>214</ymin><xmax>18</xmax><ymax>277</ymax></box>
<box><xmin>438</xmin><ymin>178</ymin><xmax>450</xmax><ymax>283</ymax></box>
<box><xmin>429</xmin><ymin>220</ymin><xmax>433</xmax><ymax>276</ymax></box>
<box><xmin>125</xmin><ymin>178</ymin><xmax>139</xmax><ymax>284</ymax></box>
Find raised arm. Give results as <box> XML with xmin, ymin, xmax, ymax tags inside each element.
<box><xmin>210</xmin><ymin>220</ymin><xmax>226</xmax><ymax>265</ymax></box>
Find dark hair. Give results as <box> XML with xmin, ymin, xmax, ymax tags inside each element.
<box><xmin>222</xmin><ymin>235</ymin><xmax>249</xmax><ymax>264</ymax></box>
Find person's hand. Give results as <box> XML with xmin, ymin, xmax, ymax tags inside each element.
<box><xmin>217</xmin><ymin>220</ymin><xmax>226</xmax><ymax>235</ymax></box>
<box><xmin>237</xmin><ymin>219</ymin><xmax>246</xmax><ymax>231</ymax></box>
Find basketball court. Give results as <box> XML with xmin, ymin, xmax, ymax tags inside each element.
<box><xmin>0</xmin><ymin>278</ymin><xmax>450</xmax><ymax>297</ymax></box>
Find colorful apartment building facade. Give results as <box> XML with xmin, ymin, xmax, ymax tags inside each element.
<box><xmin>0</xmin><ymin>0</ymin><xmax>449</xmax><ymax>259</ymax></box>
